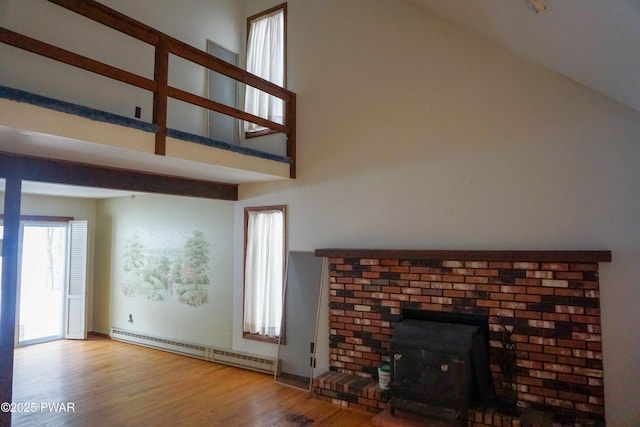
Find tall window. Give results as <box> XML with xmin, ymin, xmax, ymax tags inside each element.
<box><xmin>243</xmin><ymin>206</ymin><xmax>286</xmax><ymax>342</ymax></box>
<box><xmin>244</xmin><ymin>3</ymin><xmax>286</xmax><ymax>135</ymax></box>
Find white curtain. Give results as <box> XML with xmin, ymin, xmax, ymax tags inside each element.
<box><xmin>243</xmin><ymin>209</ymin><xmax>284</xmax><ymax>337</ymax></box>
<box><xmin>244</xmin><ymin>9</ymin><xmax>284</xmax><ymax>132</ymax></box>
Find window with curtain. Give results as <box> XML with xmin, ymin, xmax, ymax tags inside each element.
<box><xmin>243</xmin><ymin>206</ymin><xmax>286</xmax><ymax>342</ymax></box>
<box><xmin>244</xmin><ymin>4</ymin><xmax>286</xmax><ymax>134</ymax></box>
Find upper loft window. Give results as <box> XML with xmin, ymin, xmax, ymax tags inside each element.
<box><xmin>244</xmin><ymin>3</ymin><xmax>287</xmax><ymax>136</ymax></box>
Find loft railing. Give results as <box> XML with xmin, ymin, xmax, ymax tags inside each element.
<box><xmin>0</xmin><ymin>0</ymin><xmax>296</xmax><ymax>178</ymax></box>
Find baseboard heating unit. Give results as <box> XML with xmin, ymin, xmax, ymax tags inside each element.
<box><xmin>109</xmin><ymin>328</ymin><xmax>277</xmax><ymax>375</ymax></box>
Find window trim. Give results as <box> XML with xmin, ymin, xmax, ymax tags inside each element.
<box><xmin>242</xmin><ymin>205</ymin><xmax>287</xmax><ymax>344</ymax></box>
<box><xmin>244</xmin><ymin>3</ymin><xmax>287</xmax><ymax>139</ymax></box>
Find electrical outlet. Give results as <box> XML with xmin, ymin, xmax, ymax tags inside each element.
<box><xmin>134</xmin><ymin>106</ymin><xmax>141</xmax><ymax>118</ymax></box>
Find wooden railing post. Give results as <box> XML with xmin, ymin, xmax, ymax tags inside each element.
<box><xmin>287</xmin><ymin>93</ymin><xmax>297</xmax><ymax>179</ymax></box>
<box><xmin>153</xmin><ymin>37</ymin><xmax>169</xmax><ymax>156</ymax></box>
<box><xmin>0</xmin><ymin>178</ymin><xmax>22</xmax><ymax>427</ymax></box>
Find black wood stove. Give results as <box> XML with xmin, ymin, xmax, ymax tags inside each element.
<box><xmin>389</xmin><ymin>317</ymin><xmax>495</xmax><ymax>422</ymax></box>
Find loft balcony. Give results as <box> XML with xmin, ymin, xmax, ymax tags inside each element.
<box><xmin>0</xmin><ymin>0</ymin><xmax>296</xmax><ymax>198</ymax></box>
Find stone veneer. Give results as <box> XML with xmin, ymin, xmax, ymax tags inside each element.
<box><xmin>312</xmin><ymin>249</ymin><xmax>611</xmax><ymax>425</ymax></box>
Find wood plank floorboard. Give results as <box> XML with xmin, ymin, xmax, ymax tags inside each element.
<box><xmin>10</xmin><ymin>336</ymin><xmax>374</xmax><ymax>427</ymax></box>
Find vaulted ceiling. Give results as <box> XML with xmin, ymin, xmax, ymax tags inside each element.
<box><xmin>412</xmin><ymin>0</ymin><xmax>640</xmax><ymax>113</ymax></box>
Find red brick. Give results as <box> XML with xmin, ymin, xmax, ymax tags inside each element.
<box><xmin>527</xmin><ymin>270</ymin><xmax>553</xmax><ymax>279</ymax></box>
<box><xmin>543</xmin><ymin>363</ymin><xmax>572</xmax><ymax>373</ymax></box>
<box><xmin>518</xmin><ymin>343</ymin><xmax>543</xmax><ymax>352</ymax></box>
<box><xmin>544</xmin><ymin>397</ymin><xmax>574</xmax><ymax>409</ymax></box>
<box><xmin>529</xmin><ymin>386</ymin><xmax>557</xmax><ymax>398</ymax></box>
<box><xmin>542</xmin><ymin>263</ymin><xmax>569</xmax><ymax>271</ymax></box>
<box><xmin>558</xmin><ymin>391</ymin><xmax>588</xmax><ymax>402</ymax></box>
<box><xmin>514</xmin><ymin>262</ymin><xmax>540</xmax><ymax>270</ymax></box>
<box><xmin>557</xmin><ymin>356</ymin><xmax>586</xmax><ymax>367</ymax></box>
<box><xmin>489</xmin><ymin>262</ymin><xmax>512</xmax><ymax>269</ymax></box>
<box><xmin>519</xmin><ymin>376</ymin><xmax>544</xmax><ymax>387</ymax></box>
<box><xmin>570</xmin><ymin>314</ymin><xmax>600</xmax><ymax>324</ymax></box>
<box><xmin>544</xmin><ymin>346</ymin><xmax>572</xmax><ymax>356</ymax></box>
<box><xmin>558</xmin><ymin>339</ymin><xmax>586</xmax><ymax>349</ymax></box>
<box><xmin>515</xmin><ymin>294</ymin><xmax>541</xmax><ymax>302</ymax></box>
<box><xmin>477</xmin><ymin>284</ymin><xmax>501</xmax><ymax>292</ymax></box>
<box><xmin>515</xmin><ymin>278</ymin><xmax>543</xmax><ymax>286</ymax></box>
<box><xmin>465</xmin><ymin>261</ymin><xmax>488</xmax><ymax>269</ymax></box>
<box><xmin>572</xmin><ymin>349</ymin><xmax>602</xmax><ymax>360</ymax></box>
<box><xmin>558</xmin><ymin>373</ymin><xmax>588</xmax><ymax>384</ymax></box>
<box><xmin>420</xmin><ymin>273</ymin><xmax>442</xmax><ymax>281</ymax></box>
<box><xmin>526</xmin><ymin>287</ymin><xmax>555</xmax><ymax>295</ymax></box>
<box><xmin>555</xmin><ymin>305</ymin><xmax>584</xmax><ymax>314</ymax></box>
<box><xmin>491</xmin><ymin>293</ymin><xmax>515</xmax><ymax>301</ymax></box>
<box><xmin>571</xmin><ymin>332</ymin><xmax>601</xmax><ymax>341</ymax></box>
<box><xmin>575</xmin><ymin>403</ymin><xmax>605</xmax><ymax>415</ymax></box>
<box><xmin>518</xmin><ymin>393</ymin><xmax>544</xmax><ymax>404</ymax></box>
<box><xmin>431</xmin><ymin>297</ymin><xmax>452</xmax><ymax>305</ymax></box>
<box><xmin>475</xmin><ymin>268</ymin><xmax>500</xmax><ymax>277</ymax></box>
<box><xmin>476</xmin><ymin>300</ymin><xmax>500</xmax><ymax>308</ymax></box>
<box><xmin>500</xmin><ymin>285</ymin><xmax>526</xmax><ymax>294</ymax></box>
<box><xmin>428</xmin><ymin>282</ymin><xmax>450</xmax><ymax>290</ymax></box>
<box><xmin>500</xmin><ymin>301</ymin><xmax>526</xmax><ymax>310</ymax></box>
<box><xmin>453</xmin><ymin>283</ymin><xmax>476</xmax><ymax>291</ymax></box>
<box><xmin>542</xmin><ymin>279</ymin><xmax>569</xmax><ymax>288</ymax></box>
<box><xmin>381</xmin><ymin>299</ymin><xmax>400</xmax><ymax>308</ymax></box>
<box><xmin>443</xmin><ymin>289</ymin><xmax>465</xmax><ymax>298</ymax></box>
<box><xmin>490</xmin><ymin>308</ymin><xmax>514</xmax><ymax>317</ymax></box>
<box><xmin>528</xmin><ymin>319</ymin><xmax>555</xmax><ymax>329</ymax></box>
<box><xmin>570</xmin><ymin>263</ymin><xmax>598</xmax><ymax>272</ymax></box>
<box><xmin>465</xmin><ymin>276</ymin><xmax>489</xmax><ymax>284</ymax></box>
<box><xmin>515</xmin><ymin>310</ymin><xmax>542</xmax><ymax>320</ymax></box>
<box><xmin>543</xmin><ymin>313</ymin><xmax>570</xmax><ymax>322</ymax></box>
<box><xmin>529</xmin><ymin>352</ymin><xmax>556</xmax><ymax>363</ymax></box>
<box><xmin>529</xmin><ymin>337</ymin><xmax>556</xmax><ymax>346</ymax></box>
<box><xmin>554</xmin><ymin>271</ymin><xmax>584</xmax><ymax>280</ymax></box>
<box><xmin>572</xmin><ymin>367</ymin><xmax>603</xmax><ymax>378</ymax></box>
<box><xmin>555</xmin><ymin>288</ymin><xmax>584</xmax><ymax>297</ymax></box>
<box><xmin>442</xmin><ymin>260</ymin><xmax>464</xmax><ymax>268</ymax></box>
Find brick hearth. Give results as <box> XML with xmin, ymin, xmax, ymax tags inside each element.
<box><xmin>312</xmin><ymin>249</ymin><xmax>611</xmax><ymax>425</ymax></box>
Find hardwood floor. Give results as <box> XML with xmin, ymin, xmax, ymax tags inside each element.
<box><xmin>11</xmin><ymin>336</ymin><xmax>374</xmax><ymax>426</ymax></box>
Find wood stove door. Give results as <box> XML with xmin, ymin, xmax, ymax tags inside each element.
<box><xmin>392</xmin><ymin>347</ymin><xmax>467</xmax><ymax>404</ymax></box>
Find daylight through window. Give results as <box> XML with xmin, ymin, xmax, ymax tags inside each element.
<box><xmin>244</xmin><ymin>4</ymin><xmax>286</xmax><ymax>134</ymax></box>
<box><xmin>243</xmin><ymin>206</ymin><xmax>286</xmax><ymax>341</ymax></box>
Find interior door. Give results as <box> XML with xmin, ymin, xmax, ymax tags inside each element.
<box><xmin>207</xmin><ymin>40</ymin><xmax>239</xmax><ymax>145</ymax></box>
<box><xmin>64</xmin><ymin>220</ymin><xmax>88</xmax><ymax>339</ymax></box>
<box><xmin>15</xmin><ymin>222</ymin><xmax>66</xmax><ymax>345</ymax></box>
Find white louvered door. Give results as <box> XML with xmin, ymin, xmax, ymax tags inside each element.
<box><xmin>64</xmin><ymin>220</ymin><xmax>88</xmax><ymax>339</ymax></box>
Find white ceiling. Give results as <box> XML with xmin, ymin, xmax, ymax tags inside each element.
<box><xmin>412</xmin><ymin>0</ymin><xmax>640</xmax><ymax>113</ymax></box>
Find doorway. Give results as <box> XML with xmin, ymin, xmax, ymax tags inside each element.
<box><xmin>16</xmin><ymin>222</ymin><xmax>67</xmax><ymax>346</ymax></box>
<box><xmin>9</xmin><ymin>218</ymin><xmax>89</xmax><ymax>347</ymax></box>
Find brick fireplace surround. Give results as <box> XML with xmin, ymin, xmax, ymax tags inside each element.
<box><xmin>312</xmin><ymin>249</ymin><xmax>611</xmax><ymax>426</ymax></box>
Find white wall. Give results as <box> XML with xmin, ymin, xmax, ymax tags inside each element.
<box><xmin>232</xmin><ymin>1</ymin><xmax>640</xmax><ymax>425</ymax></box>
<box><xmin>0</xmin><ymin>0</ymin><xmax>242</xmax><ymax>136</ymax></box>
<box><xmin>94</xmin><ymin>194</ymin><xmax>235</xmax><ymax>348</ymax></box>
<box><xmin>0</xmin><ymin>191</ymin><xmax>97</xmax><ymax>332</ymax></box>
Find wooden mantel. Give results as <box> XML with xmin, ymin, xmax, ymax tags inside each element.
<box><xmin>314</xmin><ymin>248</ymin><xmax>612</xmax><ymax>263</ymax></box>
